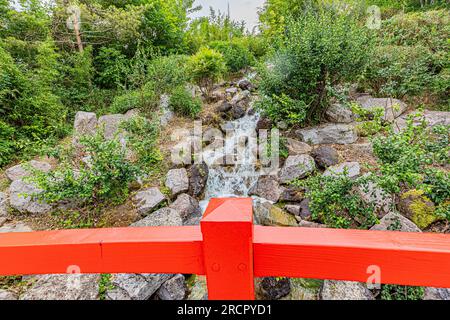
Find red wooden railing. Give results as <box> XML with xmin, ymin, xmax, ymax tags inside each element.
<box><xmin>1</xmin><ymin>198</ymin><xmax>450</xmax><ymax>300</ymax></box>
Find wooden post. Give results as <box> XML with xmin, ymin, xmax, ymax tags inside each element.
<box><xmin>201</xmin><ymin>198</ymin><xmax>255</xmax><ymax>300</ymax></box>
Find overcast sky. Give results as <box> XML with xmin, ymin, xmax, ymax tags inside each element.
<box><xmin>191</xmin><ymin>0</ymin><xmax>266</xmax><ymax>31</ymax></box>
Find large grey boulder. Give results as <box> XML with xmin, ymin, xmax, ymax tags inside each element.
<box><xmin>394</xmin><ymin>110</ymin><xmax>450</xmax><ymax>133</ymax></box>
<box><xmin>286</xmin><ymin>138</ymin><xmax>312</xmax><ymax>156</ymax></box>
<box><xmin>106</xmin><ymin>273</ymin><xmax>173</xmax><ymax>300</ymax></box>
<box><xmin>297</xmin><ymin>124</ymin><xmax>358</xmax><ymax>145</ymax></box>
<box><xmin>98</xmin><ymin>114</ymin><xmax>127</xmax><ymax>141</ymax></box>
<box><xmin>188</xmin><ymin>162</ymin><xmax>209</xmax><ymax>198</ymax></box>
<box><xmin>311</xmin><ymin>146</ymin><xmax>340</xmax><ymax>168</ymax></box>
<box><xmin>323</xmin><ymin>162</ymin><xmax>361</xmax><ymax>179</ymax></box>
<box><xmin>132</xmin><ymin>207</ymin><xmax>182</xmax><ymax>227</ymax></box>
<box><xmin>5</xmin><ymin>160</ymin><xmax>51</xmax><ymax>182</ymax></box>
<box><xmin>9</xmin><ymin>180</ymin><xmax>52</xmax><ymax>214</ymax></box>
<box><xmin>133</xmin><ymin>187</ymin><xmax>166</xmax><ymax>217</ymax></box>
<box><xmin>320</xmin><ymin>281</ymin><xmax>374</xmax><ymax>300</ymax></box>
<box><xmin>356</xmin><ymin>96</ymin><xmax>407</xmax><ymax>122</ymax></box>
<box><xmin>0</xmin><ymin>289</ymin><xmax>17</xmax><ymax>300</ymax></box>
<box><xmin>166</xmin><ymin>168</ymin><xmax>189</xmax><ymax>197</ymax></box>
<box><xmin>169</xmin><ymin>194</ymin><xmax>201</xmax><ymax>222</ymax></box>
<box><xmin>20</xmin><ymin>274</ymin><xmax>100</xmax><ymax>300</ymax></box>
<box><xmin>424</xmin><ymin>288</ymin><xmax>450</xmax><ymax>300</ymax></box>
<box><xmin>74</xmin><ymin>111</ymin><xmax>97</xmax><ymax>136</ymax></box>
<box><xmin>279</xmin><ymin>155</ymin><xmax>315</xmax><ymax>184</ymax></box>
<box><xmin>0</xmin><ymin>192</ymin><xmax>7</xmax><ymax>217</ymax></box>
<box><xmin>358</xmin><ymin>179</ymin><xmax>394</xmax><ymax>218</ymax></box>
<box><xmin>248</xmin><ymin>176</ymin><xmax>282</xmax><ymax>203</ymax></box>
<box><xmin>0</xmin><ymin>222</ymin><xmax>32</xmax><ymax>233</ymax></box>
<box><xmin>370</xmin><ymin>212</ymin><xmax>421</xmax><ymax>233</ymax></box>
<box><xmin>326</xmin><ymin>103</ymin><xmax>354</xmax><ymax>123</ymax></box>
<box><xmin>156</xmin><ymin>274</ymin><xmax>186</xmax><ymax>300</ymax></box>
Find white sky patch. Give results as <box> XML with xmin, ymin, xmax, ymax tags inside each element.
<box><xmin>191</xmin><ymin>0</ymin><xmax>266</xmax><ymax>32</ymax></box>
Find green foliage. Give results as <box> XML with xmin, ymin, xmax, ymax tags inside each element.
<box><xmin>258</xmin><ymin>9</ymin><xmax>372</xmax><ymax>125</ymax></box>
<box><xmin>98</xmin><ymin>274</ymin><xmax>114</xmax><ymax>300</ymax></box>
<box><xmin>94</xmin><ymin>47</ymin><xmax>130</xmax><ymax>89</ymax></box>
<box><xmin>208</xmin><ymin>40</ymin><xmax>255</xmax><ymax>73</ymax></box>
<box><xmin>146</xmin><ymin>55</ymin><xmax>189</xmax><ymax>95</ymax></box>
<box><xmin>186</xmin><ymin>8</ymin><xmax>245</xmax><ymax>53</ymax></box>
<box><xmin>371</xmin><ymin>112</ymin><xmax>449</xmax><ymax>195</ymax></box>
<box><xmin>0</xmin><ymin>40</ymin><xmax>67</xmax><ymax>168</ymax></box>
<box><xmin>293</xmin><ymin>173</ymin><xmax>378</xmax><ymax>229</ymax></box>
<box><xmin>29</xmin><ymin>131</ymin><xmax>142</xmax><ymax>206</ymax></box>
<box><xmin>187</xmin><ymin>47</ymin><xmax>227</xmax><ymax>96</ymax></box>
<box><xmin>381</xmin><ymin>285</ymin><xmax>425</xmax><ymax>300</ymax></box>
<box><xmin>57</xmin><ymin>46</ymin><xmax>95</xmax><ymax>115</ymax></box>
<box><xmin>351</xmin><ymin>103</ymin><xmax>389</xmax><ymax>136</ymax></box>
<box><xmin>364</xmin><ymin>10</ymin><xmax>450</xmax><ymax>107</ymax></box>
<box><xmin>364</xmin><ymin>44</ymin><xmax>448</xmax><ymax>102</ymax></box>
<box><xmin>169</xmin><ymin>86</ymin><xmax>202</xmax><ymax>118</ymax></box>
<box><xmin>255</xmin><ymin>93</ymin><xmax>307</xmax><ymax>126</ymax></box>
<box><xmin>120</xmin><ymin>115</ymin><xmax>162</xmax><ymax>167</ymax></box>
<box><xmin>110</xmin><ymin>88</ymin><xmax>157</xmax><ymax>114</ymax></box>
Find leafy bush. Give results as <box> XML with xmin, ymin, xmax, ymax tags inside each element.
<box><xmin>380</xmin><ymin>9</ymin><xmax>449</xmax><ymax>52</ymax></box>
<box><xmin>110</xmin><ymin>88</ymin><xmax>157</xmax><ymax>114</ymax></box>
<box><xmin>169</xmin><ymin>86</ymin><xmax>202</xmax><ymax>118</ymax></box>
<box><xmin>187</xmin><ymin>47</ymin><xmax>227</xmax><ymax>97</ymax></box>
<box><xmin>30</xmin><ymin>131</ymin><xmax>142</xmax><ymax>206</ymax></box>
<box><xmin>146</xmin><ymin>55</ymin><xmax>190</xmax><ymax>95</ymax></box>
<box><xmin>120</xmin><ymin>115</ymin><xmax>162</xmax><ymax>167</ymax></box>
<box><xmin>258</xmin><ymin>9</ymin><xmax>372</xmax><ymax>125</ymax></box>
<box><xmin>372</xmin><ymin>113</ymin><xmax>449</xmax><ymax>195</ymax></box>
<box><xmin>381</xmin><ymin>285</ymin><xmax>424</xmax><ymax>300</ymax></box>
<box><xmin>255</xmin><ymin>93</ymin><xmax>307</xmax><ymax>126</ymax></box>
<box><xmin>364</xmin><ymin>45</ymin><xmax>447</xmax><ymax>101</ymax></box>
<box><xmin>293</xmin><ymin>173</ymin><xmax>378</xmax><ymax>229</ymax></box>
<box><xmin>94</xmin><ymin>47</ymin><xmax>130</xmax><ymax>89</ymax></box>
<box><xmin>208</xmin><ymin>40</ymin><xmax>255</xmax><ymax>72</ymax></box>
<box><xmin>0</xmin><ymin>42</ymin><xmax>67</xmax><ymax>168</ymax></box>
<box><xmin>364</xmin><ymin>9</ymin><xmax>450</xmax><ymax>107</ymax></box>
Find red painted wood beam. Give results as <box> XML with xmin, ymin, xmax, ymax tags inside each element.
<box><xmin>201</xmin><ymin>198</ymin><xmax>255</xmax><ymax>300</ymax></box>
<box><xmin>0</xmin><ymin>226</ymin><xmax>204</xmax><ymax>276</ymax></box>
<box><xmin>254</xmin><ymin>226</ymin><xmax>450</xmax><ymax>288</ymax></box>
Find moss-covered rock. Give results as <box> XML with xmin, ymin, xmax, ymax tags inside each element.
<box><xmin>254</xmin><ymin>201</ymin><xmax>298</xmax><ymax>227</ymax></box>
<box><xmin>399</xmin><ymin>189</ymin><xmax>438</xmax><ymax>230</ymax></box>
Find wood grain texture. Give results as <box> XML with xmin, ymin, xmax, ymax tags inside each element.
<box><xmin>201</xmin><ymin>198</ymin><xmax>255</xmax><ymax>300</ymax></box>
<box><xmin>254</xmin><ymin>226</ymin><xmax>450</xmax><ymax>287</ymax></box>
<box><xmin>0</xmin><ymin>226</ymin><xmax>204</xmax><ymax>276</ymax></box>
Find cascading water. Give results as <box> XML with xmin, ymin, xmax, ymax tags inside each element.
<box><xmin>202</xmin><ymin>111</ymin><xmax>261</xmax><ymax>199</ymax></box>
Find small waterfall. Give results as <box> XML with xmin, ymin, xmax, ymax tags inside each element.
<box><xmin>199</xmin><ymin>110</ymin><xmax>261</xmax><ymax>211</ymax></box>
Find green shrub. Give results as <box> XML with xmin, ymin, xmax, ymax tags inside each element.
<box><xmin>381</xmin><ymin>285</ymin><xmax>425</xmax><ymax>300</ymax></box>
<box><xmin>208</xmin><ymin>40</ymin><xmax>255</xmax><ymax>72</ymax></box>
<box><xmin>146</xmin><ymin>55</ymin><xmax>190</xmax><ymax>95</ymax></box>
<box><xmin>187</xmin><ymin>47</ymin><xmax>227</xmax><ymax>97</ymax></box>
<box><xmin>258</xmin><ymin>9</ymin><xmax>372</xmax><ymax>125</ymax></box>
<box><xmin>255</xmin><ymin>93</ymin><xmax>307</xmax><ymax>126</ymax></box>
<box><xmin>94</xmin><ymin>47</ymin><xmax>130</xmax><ymax>89</ymax></box>
<box><xmin>380</xmin><ymin>9</ymin><xmax>449</xmax><ymax>52</ymax></box>
<box><xmin>29</xmin><ymin>131</ymin><xmax>142</xmax><ymax>206</ymax></box>
<box><xmin>0</xmin><ymin>42</ymin><xmax>67</xmax><ymax>168</ymax></box>
<box><xmin>120</xmin><ymin>115</ymin><xmax>162</xmax><ymax>167</ymax></box>
<box><xmin>169</xmin><ymin>86</ymin><xmax>202</xmax><ymax>118</ymax></box>
<box><xmin>364</xmin><ymin>45</ymin><xmax>446</xmax><ymax>100</ymax></box>
<box><xmin>364</xmin><ymin>9</ymin><xmax>450</xmax><ymax>107</ymax></box>
<box><xmin>292</xmin><ymin>173</ymin><xmax>378</xmax><ymax>229</ymax></box>
<box><xmin>371</xmin><ymin>113</ymin><xmax>449</xmax><ymax>195</ymax></box>
<box><xmin>110</xmin><ymin>88</ymin><xmax>157</xmax><ymax>114</ymax></box>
